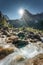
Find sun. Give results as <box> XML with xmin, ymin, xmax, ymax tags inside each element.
<box><xmin>18</xmin><ymin>9</ymin><xmax>24</xmax><ymax>16</ymax></box>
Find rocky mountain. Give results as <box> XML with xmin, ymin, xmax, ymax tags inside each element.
<box><xmin>21</xmin><ymin>10</ymin><xmax>43</xmax><ymax>29</ymax></box>
<box><xmin>8</xmin><ymin>9</ymin><xmax>43</xmax><ymax>29</ymax></box>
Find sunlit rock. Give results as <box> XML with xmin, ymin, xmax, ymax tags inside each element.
<box><xmin>6</xmin><ymin>36</ymin><xmax>18</xmax><ymax>43</ymax></box>
<box><xmin>25</xmin><ymin>54</ymin><xmax>43</xmax><ymax>65</ymax></box>
<box><xmin>0</xmin><ymin>47</ymin><xmax>14</xmax><ymax>60</ymax></box>
<box><xmin>15</xmin><ymin>55</ymin><xmax>25</xmax><ymax>61</ymax></box>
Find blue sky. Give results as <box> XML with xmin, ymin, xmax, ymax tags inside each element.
<box><xmin>0</xmin><ymin>0</ymin><xmax>43</xmax><ymax>19</ymax></box>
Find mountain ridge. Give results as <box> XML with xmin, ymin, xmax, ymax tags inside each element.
<box><xmin>0</xmin><ymin>10</ymin><xmax>43</xmax><ymax>29</ymax></box>
<box><xmin>8</xmin><ymin>9</ymin><xmax>43</xmax><ymax>29</ymax></box>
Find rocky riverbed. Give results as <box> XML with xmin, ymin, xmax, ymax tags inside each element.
<box><xmin>0</xmin><ymin>28</ymin><xmax>43</xmax><ymax>65</ymax></box>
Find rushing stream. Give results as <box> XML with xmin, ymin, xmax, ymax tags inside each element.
<box><xmin>0</xmin><ymin>43</ymin><xmax>43</xmax><ymax>65</ymax></box>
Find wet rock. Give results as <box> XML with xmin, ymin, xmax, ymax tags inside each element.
<box><xmin>18</xmin><ymin>31</ymin><xmax>25</xmax><ymax>38</ymax></box>
<box><xmin>41</xmin><ymin>37</ymin><xmax>43</xmax><ymax>42</ymax></box>
<box><xmin>2</xmin><ymin>30</ymin><xmax>10</xmax><ymax>37</ymax></box>
<box><xmin>10</xmin><ymin>55</ymin><xmax>25</xmax><ymax>65</ymax></box>
<box><xmin>8</xmin><ymin>36</ymin><xmax>18</xmax><ymax>42</ymax></box>
<box><xmin>27</xmin><ymin>33</ymin><xmax>35</xmax><ymax>39</ymax></box>
<box><xmin>29</xmin><ymin>31</ymin><xmax>34</xmax><ymax>35</ymax></box>
<box><xmin>30</xmin><ymin>39</ymin><xmax>38</xmax><ymax>43</ymax></box>
<box><xmin>25</xmin><ymin>54</ymin><xmax>43</xmax><ymax>65</ymax></box>
<box><xmin>12</xmin><ymin>32</ymin><xmax>17</xmax><ymax>36</ymax></box>
<box><xmin>27</xmin><ymin>33</ymin><xmax>41</xmax><ymax>41</ymax></box>
<box><xmin>1</xmin><ymin>35</ymin><xmax>6</xmax><ymax>38</ymax></box>
<box><xmin>37</xmin><ymin>42</ymin><xmax>43</xmax><ymax>48</ymax></box>
<box><xmin>15</xmin><ymin>55</ymin><xmax>25</xmax><ymax>61</ymax></box>
<box><xmin>12</xmin><ymin>40</ymin><xmax>28</xmax><ymax>48</ymax></box>
<box><xmin>33</xmin><ymin>34</ymin><xmax>41</xmax><ymax>41</ymax></box>
<box><xmin>3</xmin><ymin>27</ymin><xmax>9</xmax><ymax>31</ymax></box>
<box><xmin>6</xmin><ymin>39</ymin><xmax>13</xmax><ymax>43</ymax></box>
<box><xmin>0</xmin><ymin>47</ymin><xmax>14</xmax><ymax>59</ymax></box>
<box><xmin>6</xmin><ymin>36</ymin><xmax>18</xmax><ymax>43</ymax></box>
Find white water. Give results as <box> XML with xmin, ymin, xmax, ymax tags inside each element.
<box><xmin>0</xmin><ymin>43</ymin><xmax>43</xmax><ymax>65</ymax></box>
<box><xmin>41</xmin><ymin>37</ymin><xmax>43</xmax><ymax>42</ymax></box>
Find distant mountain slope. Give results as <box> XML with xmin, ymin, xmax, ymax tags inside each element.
<box><xmin>8</xmin><ymin>10</ymin><xmax>43</xmax><ymax>29</ymax></box>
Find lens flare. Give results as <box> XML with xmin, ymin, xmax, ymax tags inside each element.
<box><xmin>18</xmin><ymin>9</ymin><xmax>24</xmax><ymax>16</ymax></box>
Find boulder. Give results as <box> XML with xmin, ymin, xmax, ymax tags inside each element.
<box><xmin>10</xmin><ymin>55</ymin><xmax>25</xmax><ymax>65</ymax></box>
<box><xmin>18</xmin><ymin>31</ymin><xmax>25</xmax><ymax>38</ymax></box>
<box><xmin>2</xmin><ymin>30</ymin><xmax>10</xmax><ymax>37</ymax></box>
<box><xmin>25</xmin><ymin>54</ymin><xmax>43</xmax><ymax>65</ymax></box>
<box><xmin>6</xmin><ymin>36</ymin><xmax>18</xmax><ymax>43</ymax></box>
<box><xmin>29</xmin><ymin>31</ymin><xmax>34</xmax><ymax>35</ymax></box>
<box><xmin>27</xmin><ymin>33</ymin><xmax>35</xmax><ymax>39</ymax></box>
<box><xmin>0</xmin><ymin>47</ymin><xmax>14</xmax><ymax>59</ymax></box>
<box><xmin>12</xmin><ymin>40</ymin><xmax>28</xmax><ymax>48</ymax></box>
<box><xmin>41</xmin><ymin>37</ymin><xmax>43</xmax><ymax>42</ymax></box>
<box><xmin>27</xmin><ymin>33</ymin><xmax>41</xmax><ymax>41</ymax></box>
<box><xmin>6</xmin><ymin>39</ymin><xmax>13</xmax><ymax>43</ymax></box>
<box><xmin>15</xmin><ymin>55</ymin><xmax>25</xmax><ymax>61</ymax></box>
<box><xmin>34</xmin><ymin>34</ymin><xmax>41</xmax><ymax>41</ymax></box>
<box><xmin>30</xmin><ymin>39</ymin><xmax>38</xmax><ymax>43</ymax></box>
<box><xmin>8</xmin><ymin>36</ymin><xmax>18</xmax><ymax>41</ymax></box>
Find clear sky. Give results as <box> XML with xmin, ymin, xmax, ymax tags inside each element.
<box><xmin>0</xmin><ymin>0</ymin><xmax>43</xmax><ymax>19</ymax></box>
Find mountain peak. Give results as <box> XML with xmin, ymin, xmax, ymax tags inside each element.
<box><xmin>24</xmin><ymin>9</ymin><xmax>32</xmax><ymax>15</ymax></box>
<box><xmin>22</xmin><ymin>9</ymin><xmax>32</xmax><ymax>17</ymax></box>
<box><xmin>21</xmin><ymin>9</ymin><xmax>33</xmax><ymax>21</ymax></box>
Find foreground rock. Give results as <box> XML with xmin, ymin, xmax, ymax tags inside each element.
<box><xmin>0</xmin><ymin>46</ymin><xmax>14</xmax><ymax>60</ymax></box>
<box><xmin>9</xmin><ymin>54</ymin><xmax>43</xmax><ymax>65</ymax></box>
<box><xmin>14</xmin><ymin>55</ymin><xmax>25</xmax><ymax>61</ymax></box>
<box><xmin>25</xmin><ymin>54</ymin><xmax>43</xmax><ymax>65</ymax></box>
<box><xmin>0</xmin><ymin>42</ymin><xmax>43</xmax><ymax>65</ymax></box>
